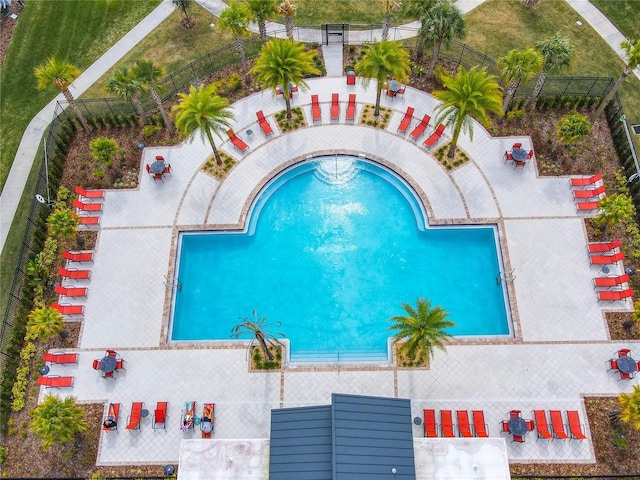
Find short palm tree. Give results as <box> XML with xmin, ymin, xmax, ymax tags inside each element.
<box><xmin>34</xmin><ymin>57</ymin><xmax>89</xmax><ymax>133</ymax></box>
<box><xmin>104</xmin><ymin>66</ymin><xmax>147</xmax><ymax>125</ymax></box>
<box><xmin>594</xmin><ymin>193</ymin><xmax>635</xmax><ymax>229</ymax></box>
<box><xmin>497</xmin><ymin>47</ymin><xmax>543</xmax><ymax>114</ymax></box>
<box><xmin>219</xmin><ymin>1</ymin><xmax>252</xmax><ymax>76</ymax></box>
<box><xmin>403</xmin><ymin>0</ymin><xmax>439</xmax><ymax>59</ymax></box>
<box><xmin>591</xmin><ymin>38</ymin><xmax>640</xmax><ymax>122</ymax></box>
<box><xmin>618</xmin><ymin>384</ymin><xmax>640</xmax><ymax>430</ymax></box>
<box><xmin>133</xmin><ymin>59</ymin><xmax>175</xmax><ymax>135</ymax></box>
<box><xmin>381</xmin><ymin>0</ymin><xmax>403</xmax><ymax>40</ymax></box>
<box><xmin>420</xmin><ymin>0</ymin><xmax>466</xmax><ymax>79</ymax></box>
<box><xmin>528</xmin><ymin>33</ymin><xmax>574</xmax><ymax>111</ymax></box>
<box><xmin>433</xmin><ymin>66</ymin><xmax>503</xmax><ymax>158</ymax></box>
<box><xmin>47</xmin><ymin>207</ymin><xmax>79</xmax><ymax>240</ymax></box>
<box><xmin>231</xmin><ymin>310</ymin><xmax>284</xmax><ymax>361</ymax></box>
<box><xmin>171</xmin><ymin>84</ymin><xmax>235</xmax><ymax>166</ymax></box>
<box><xmin>30</xmin><ymin>394</ymin><xmax>89</xmax><ymax>450</ymax></box>
<box><xmin>172</xmin><ymin>0</ymin><xmax>194</xmax><ymax>26</ymax></box>
<box><xmin>27</xmin><ymin>306</ymin><xmax>64</xmax><ymax>340</ymax></box>
<box><xmin>251</xmin><ymin>38</ymin><xmax>320</xmax><ymax>119</ymax></box>
<box><xmin>355</xmin><ymin>40</ymin><xmax>411</xmax><ymax>117</ymax></box>
<box><xmin>389</xmin><ymin>298</ymin><xmax>455</xmax><ymax>363</ymax></box>
<box><xmin>247</xmin><ymin>0</ymin><xmax>278</xmax><ymax>44</ymax></box>
<box><xmin>277</xmin><ymin>0</ymin><xmax>296</xmax><ymax>41</ymax></box>
<box><xmin>555</xmin><ymin>112</ymin><xmax>591</xmax><ymax>145</ymax></box>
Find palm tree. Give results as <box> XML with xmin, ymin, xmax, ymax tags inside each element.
<box><xmin>219</xmin><ymin>1</ymin><xmax>252</xmax><ymax>76</ymax></box>
<box><xmin>133</xmin><ymin>59</ymin><xmax>175</xmax><ymax>135</ymax></box>
<box><xmin>104</xmin><ymin>66</ymin><xmax>147</xmax><ymax>125</ymax></box>
<box><xmin>497</xmin><ymin>47</ymin><xmax>543</xmax><ymax>114</ymax></box>
<box><xmin>594</xmin><ymin>194</ymin><xmax>635</xmax><ymax>229</ymax></box>
<box><xmin>251</xmin><ymin>38</ymin><xmax>320</xmax><ymax>119</ymax></box>
<box><xmin>433</xmin><ymin>66</ymin><xmax>503</xmax><ymax>158</ymax></box>
<box><xmin>231</xmin><ymin>310</ymin><xmax>284</xmax><ymax>361</ymax></box>
<box><xmin>171</xmin><ymin>84</ymin><xmax>235</xmax><ymax>166</ymax></box>
<box><xmin>388</xmin><ymin>298</ymin><xmax>455</xmax><ymax>363</ymax></box>
<box><xmin>247</xmin><ymin>0</ymin><xmax>278</xmax><ymax>44</ymax></box>
<box><xmin>34</xmin><ymin>57</ymin><xmax>89</xmax><ymax>133</ymax></box>
<box><xmin>420</xmin><ymin>0</ymin><xmax>466</xmax><ymax>79</ymax></box>
<box><xmin>30</xmin><ymin>395</ymin><xmax>89</xmax><ymax>450</ymax></box>
<box><xmin>618</xmin><ymin>385</ymin><xmax>640</xmax><ymax>430</ymax></box>
<box><xmin>277</xmin><ymin>0</ymin><xmax>296</xmax><ymax>41</ymax></box>
<box><xmin>355</xmin><ymin>40</ymin><xmax>411</xmax><ymax>117</ymax></box>
<box><xmin>591</xmin><ymin>39</ymin><xmax>640</xmax><ymax>122</ymax></box>
<box><xmin>528</xmin><ymin>33</ymin><xmax>574</xmax><ymax>110</ymax></box>
<box><xmin>27</xmin><ymin>306</ymin><xmax>64</xmax><ymax>340</ymax></box>
<box><xmin>403</xmin><ymin>0</ymin><xmax>438</xmax><ymax>59</ymax></box>
<box><xmin>47</xmin><ymin>207</ymin><xmax>79</xmax><ymax>240</ymax></box>
<box><xmin>381</xmin><ymin>0</ymin><xmax>403</xmax><ymax>41</ymax></box>
<box><xmin>172</xmin><ymin>0</ymin><xmax>194</xmax><ymax>27</ymax></box>
<box><xmin>555</xmin><ymin>112</ymin><xmax>591</xmax><ymax>145</ymax></box>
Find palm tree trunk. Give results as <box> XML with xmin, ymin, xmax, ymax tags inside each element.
<box><xmin>374</xmin><ymin>82</ymin><xmax>383</xmax><ymax>117</ymax></box>
<box><xmin>131</xmin><ymin>93</ymin><xmax>147</xmax><ymax>125</ymax></box>
<box><xmin>415</xmin><ymin>35</ymin><xmax>424</xmax><ymax>59</ymax></box>
<box><xmin>149</xmin><ymin>85</ymin><xmax>175</xmax><ymax>135</ymax></box>
<box><xmin>427</xmin><ymin>40</ymin><xmax>442</xmax><ymax>79</ymax></box>
<box><xmin>447</xmin><ymin>122</ymin><xmax>462</xmax><ymax>158</ymax></box>
<box><xmin>526</xmin><ymin>70</ymin><xmax>547</xmax><ymax>111</ymax></box>
<box><xmin>382</xmin><ymin>13</ymin><xmax>391</xmax><ymax>40</ymax></box>
<box><xmin>501</xmin><ymin>81</ymin><xmax>518</xmax><ymax>114</ymax></box>
<box><xmin>284</xmin><ymin>94</ymin><xmax>292</xmax><ymax>119</ymax></box>
<box><xmin>259</xmin><ymin>20</ymin><xmax>267</xmax><ymax>44</ymax></box>
<box><xmin>285</xmin><ymin>17</ymin><xmax>294</xmax><ymax>41</ymax></box>
<box><xmin>590</xmin><ymin>67</ymin><xmax>630</xmax><ymax>123</ymax></box>
<box><xmin>62</xmin><ymin>89</ymin><xmax>89</xmax><ymax>133</ymax></box>
<box><xmin>207</xmin><ymin>131</ymin><xmax>222</xmax><ymax>166</ymax></box>
<box><xmin>256</xmin><ymin>332</ymin><xmax>274</xmax><ymax>361</ymax></box>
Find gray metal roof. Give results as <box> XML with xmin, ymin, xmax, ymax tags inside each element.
<box><xmin>269</xmin><ymin>394</ymin><xmax>416</xmax><ymax>480</ymax></box>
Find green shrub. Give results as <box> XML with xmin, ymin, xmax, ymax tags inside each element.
<box><xmin>90</xmin><ymin>137</ymin><xmax>119</xmax><ymax>166</ymax></box>
<box><xmin>93</xmin><ymin>167</ymin><xmax>105</xmax><ymax>179</ymax></box>
<box><xmin>226</xmin><ymin>73</ymin><xmax>242</xmax><ymax>92</ymax></box>
<box><xmin>507</xmin><ymin>109</ymin><xmax>525</xmax><ymax>121</ymax></box>
<box><xmin>143</xmin><ymin>125</ymin><xmax>162</xmax><ymax>137</ymax></box>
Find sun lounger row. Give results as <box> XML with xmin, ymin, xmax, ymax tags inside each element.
<box><xmin>395</xmin><ymin>106</ymin><xmax>445</xmax><ymax>150</ymax></box>
<box><xmin>533</xmin><ymin>410</ymin><xmax>587</xmax><ymax>440</ymax></box>
<box><xmin>423</xmin><ymin>409</ymin><xmax>488</xmax><ymax>438</ymax></box>
<box><xmin>101</xmin><ymin>401</ymin><xmax>168</xmax><ymax>431</ymax></box>
<box><xmin>309</xmin><ymin>94</ymin><xmax>358</xmax><ymax>124</ymax></box>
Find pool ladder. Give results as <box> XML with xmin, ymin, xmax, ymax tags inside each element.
<box><xmin>164</xmin><ymin>275</ymin><xmax>182</xmax><ymax>292</ymax></box>
<box><xmin>496</xmin><ymin>269</ymin><xmax>515</xmax><ymax>285</ymax></box>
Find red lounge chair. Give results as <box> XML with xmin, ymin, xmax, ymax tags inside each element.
<box><xmin>37</xmin><ymin>375</ymin><xmax>74</xmax><ymax>388</ymax></box>
<box><xmin>51</xmin><ymin>303</ymin><xmax>84</xmax><ymax>316</ymax></box>
<box><xmin>472</xmin><ymin>410</ymin><xmax>488</xmax><ymax>438</ymax></box>
<box><xmin>181</xmin><ymin>401</ymin><xmax>196</xmax><ymax>430</ymax></box>
<box><xmin>256</xmin><ymin>110</ymin><xmax>274</xmax><ymax>137</ymax></box>
<box><xmin>43</xmin><ymin>352</ymin><xmax>78</xmax><ymax>365</ymax></box>
<box><xmin>79</xmin><ymin>216</ymin><xmax>100</xmax><ymax>226</ymax></box>
<box><xmin>423</xmin><ymin>409</ymin><xmax>437</xmax><ymax>437</ymax></box>
<box><xmin>126</xmin><ymin>402</ymin><xmax>144</xmax><ymax>430</ymax></box>
<box><xmin>570</xmin><ymin>173</ymin><xmax>602</xmax><ymax>188</ymax></box>
<box><xmin>593</xmin><ymin>274</ymin><xmax>629</xmax><ymax>289</ymax></box>
<box><xmin>440</xmin><ymin>410</ymin><xmax>455</xmax><ymax>438</ymax></box>
<box><xmin>345</xmin><ymin>94</ymin><xmax>356</xmax><ymax>123</ymax></box>
<box><xmin>598</xmin><ymin>288</ymin><xmax>634</xmax><ymax>301</ymax></box>
<box><xmin>227</xmin><ymin>129</ymin><xmax>249</xmax><ymax>153</ymax></box>
<box><xmin>573</xmin><ymin>184</ymin><xmax>606</xmax><ymax>199</ymax></box>
<box><xmin>201</xmin><ymin>403</ymin><xmax>215</xmax><ymax>438</ymax></box>
<box><xmin>311</xmin><ymin>95</ymin><xmax>321</xmax><ymax>123</ymax></box>
<box><xmin>424</xmin><ymin>124</ymin><xmax>446</xmax><ymax>150</ymax></box>
<box><xmin>457</xmin><ymin>410</ymin><xmax>473</xmax><ymax>438</ymax></box>
<box><xmin>54</xmin><ymin>285</ymin><xmax>88</xmax><ymax>297</ymax></box>
<box><xmin>153</xmin><ymin>401</ymin><xmax>168</xmax><ymax>430</ymax></box>
<box><xmin>397</xmin><ymin>106</ymin><xmax>414</xmax><ymax>135</ymax></box>
<box><xmin>73</xmin><ymin>199</ymin><xmax>103</xmax><ymax>212</ymax></box>
<box><xmin>549</xmin><ymin>410</ymin><xmax>569</xmax><ymax>439</ymax></box>
<box><xmin>330</xmin><ymin>93</ymin><xmax>339</xmax><ymax>121</ymax></box>
<box><xmin>103</xmin><ymin>403</ymin><xmax>120</xmax><ymax>431</ymax></box>
<box><xmin>409</xmin><ymin>114</ymin><xmax>430</xmax><ymax>141</ymax></box>
<box><xmin>566</xmin><ymin>410</ymin><xmax>587</xmax><ymax>440</ymax></box>
<box><xmin>57</xmin><ymin>266</ymin><xmax>91</xmax><ymax>279</ymax></box>
<box><xmin>590</xmin><ymin>251</ymin><xmax>625</xmax><ymax>265</ymax></box>
<box><xmin>62</xmin><ymin>251</ymin><xmax>94</xmax><ymax>263</ymax></box>
<box><xmin>75</xmin><ymin>186</ymin><xmax>105</xmax><ymax>199</ymax></box>
<box><xmin>533</xmin><ymin>410</ymin><xmax>553</xmax><ymax>439</ymax></box>
<box><xmin>588</xmin><ymin>239</ymin><xmax>622</xmax><ymax>254</ymax></box>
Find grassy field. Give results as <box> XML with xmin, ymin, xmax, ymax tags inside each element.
<box><xmin>590</xmin><ymin>0</ymin><xmax>640</xmax><ymax>40</ymax></box>
<box><xmin>265</xmin><ymin>0</ymin><xmax>411</xmax><ymax>25</ymax></box>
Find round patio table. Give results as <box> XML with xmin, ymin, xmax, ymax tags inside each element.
<box><xmin>150</xmin><ymin>161</ymin><xmax>165</xmax><ymax>174</ymax></box>
<box><xmin>508</xmin><ymin>416</ymin><xmax>528</xmax><ymax>436</ymax></box>
<box><xmin>99</xmin><ymin>355</ymin><xmax>117</xmax><ymax>373</ymax></box>
<box><xmin>512</xmin><ymin>148</ymin><xmax>528</xmax><ymax>161</ymax></box>
<box><xmin>617</xmin><ymin>355</ymin><xmax>637</xmax><ymax>374</ymax></box>
<box><xmin>388</xmin><ymin>80</ymin><xmax>400</xmax><ymax>93</ymax></box>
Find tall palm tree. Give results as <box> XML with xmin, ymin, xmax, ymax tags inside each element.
<box><xmin>219</xmin><ymin>1</ymin><xmax>252</xmax><ymax>76</ymax></box>
<box><xmin>247</xmin><ymin>0</ymin><xmax>278</xmax><ymax>44</ymax></box>
<box><xmin>497</xmin><ymin>47</ymin><xmax>543</xmax><ymax>114</ymax></box>
<box><xmin>104</xmin><ymin>66</ymin><xmax>147</xmax><ymax>125</ymax></box>
<box><xmin>403</xmin><ymin>0</ymin><xmax>439</xmax><ymax>59</ymax></box>
<box><xmin>381</xmin><ymin>0</ymin><xmax>403</xmax><ymax>41</ymax></box>
<box><xmin>591</xmin><ymin>38</ymin><xmax>640</xmax><ymax>122</ymax></box>
<box><xmin>26</xmin><ymin>306</ymin><xmax>64</xmax><ymax>340</ymax></box>
<box><xmin>277</xmin><ymin>0</ymin><xmax>296</xmax><ymax>41</ymax></box>
<box><xmin>30</xmin><ymin>395</ymin><xmax>89</xmax><ymax>450</ymax></box>
<box><xmin>171</xmin><ymin>84</ymin><xmax>235</xmax><ymax>166</ymax></box>
<box><xmin>231</xmin><ymin>310</ymin><xmax>284</xmax><ymax>361</ymax></box>
<box><xmin>355</xmin><ymin>40</ymin><xmax>411</xmax><ymax>117</ymax></box>
<box><xmin>528</xmin><ymin>33</ymin><xmax>574</xmax><ymax>111</ymax></box>
<box><xmin>251</xmin><ymin>38</ymin><xmax>320</xmax><ymax>119</ymax></box>
<box><xmin>388</xmin><ymin>298</ymin><xmax>455</xmax><ymax>363</ymax></box>
<box><xmin>133</xmin><ymin>59</ymin><xmax>175</xmax><ymax>135</ymax></box>
<box><xmin>34</xmin><ymin>57</ymin><xmax>89</xmax><ymax>133</ymax></box>
<box><xmin>420</xmin><ymin>0</ymin><xmax>466</xmax><ymax>79</ymax></box>
<box><xmin>433</xmin><ymin>66</ymin><xmax>503</xmax><ymax>158</ymax></box>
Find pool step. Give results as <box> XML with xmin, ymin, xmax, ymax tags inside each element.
<box><xmin>291</xmin><ymin>349</ymin><xmax>388</xmax><ymax>363</ymax></box>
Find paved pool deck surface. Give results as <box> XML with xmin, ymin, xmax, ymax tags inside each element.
<box><xmin>43</xmin><ymin>77</ymin><xmax>639</xmax><ymax>473</ymax></box>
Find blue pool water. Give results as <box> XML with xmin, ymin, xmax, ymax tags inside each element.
<box><xmin>171</xmin><ymin>156</ymin><xmax>510</xmax><ymax>361</ymax></box>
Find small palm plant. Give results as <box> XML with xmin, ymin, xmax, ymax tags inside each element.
<box><xmin>231</xmin><ymin>310</ymin><xmax>284</xmax><ymax>361</ymax></box>
<box><xmin>27</xmin><ymin>306</ymin><xmax>64</xmax><ymax>340</ymax></box>
<box><xmin>47</xmin><ymin>207</ymin><xmax>79</xmax><ymax>241</ymax></box>
<box><xmin>617</xmin><ymin>385</ymin><xmax>640</xmax><ymax>430</ymax></box>
<box><xmin>555</xmin><ymin>112</ymin><xmax>591</xmax><ymax>145</ymax></box>
<box><xmin>594</xmin><ymin>194</ymin><xmax>635</xmax><ymax>229</ymax></box>
<box><xmin>30</xmin><ymin>394</ymin><xmax>89</xmax><ymax>450</ymax></box>
<box><xmin>389</xmin><ymin>297</ymin><xmax>455</xmax><ymax>365</ymax></box>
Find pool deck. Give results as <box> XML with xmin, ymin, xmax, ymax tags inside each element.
<box><xmin>44</xmin><ymin>77</ymin><xmax>639</xmax><ymax>469</ymax></box>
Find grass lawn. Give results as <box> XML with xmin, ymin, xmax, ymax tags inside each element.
<box><xmin>264</xmin><ymin>0</ymin><xmax>411</xmax><ymax>25</ymax></box>
<box><xmin>590</xmin><ymin>0</ymin><xmax>640</xmax><ymax>40</ymax></box>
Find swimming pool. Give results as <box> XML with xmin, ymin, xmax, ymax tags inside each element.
<box><xmin>171</xmin><ymin>156</ymin><xmax>511</xmax><ymax>362</ymax></box>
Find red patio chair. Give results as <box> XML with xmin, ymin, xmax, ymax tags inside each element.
<box><xmin>525</xmin><ymin>419</ymin><xmax>535</xmax><ymax>431</ymax></box>
<box><xmin>106</xmin><ymin>349</ymin><xmax>118</xmax><ymax>357</ymax></box>
<box><xmin>423</xmin><ymin>409</ymin><xmax>437</xmax><ymax>437</ymax></box>
<box><xmin>43</xmin><ymin>352</ymin><xmax>78</xmax><ymax>365</ymax></box>
<box><xmin>588</xmin><ymin>239</ymin><xmax>622</xmax><ymax>254</ymax></box>
<box><xmin>37</xmin><ymin>375</ymin><xmax>74</xmax><ymax>388</ymax></box>
<box><xmin>472</xmin><ymin>410</ymin><xmax>489</xmax><ymax>438</ymax></box>
<box><xmin>396</xmin><ymin>106</ymin><xmax>414</xmax><ymax>135</ymax></box>
<box><xmin>396</xmin><ymin>86</ymin><xmax>406</xmax><ymax>98</ymax></box>
<box><xmin>526</xmin><ymin>149</ymin><xmax>534</xmax><ymax>160</ymax></box>
<box><xmin>509</xmin><ymin>410</ymin><xmax>521</xmax><ymax>418</ymax></box>
<box><xmin>256</xmin><ymin>110</ymin><xmax>274</xmax><ymax>137</ymax></box>
<box><xmin>103</xmin><ymin>403</ymin><xmax>120</xmax><ymax>431</ymax></box>
<box><xmin>73</xmin><ymin>199</ymin><xmax>103</xmax><ymax>212</ymax></box>
<box><xmin>533</xmin><ymin>410</ymin><xmax>553</xmax><ymax>439</ymax></box>
<box><xmin>504</xmin><ymin>151</ymin><xmax>514</xmax><ymax>163</ymax></box>
<box><xmin>153</xmin><ymin>401</ymin><xmax>168</xmax><ymax>430</ymax></box>
<box><xmin>593</xmin><ymin>274</ymin><xmax>629</xmax><ymax>289</ymax></box>
<box><xmin>155</xmin><ymin>155</ymin><xmax>165</xmax><ymax>161</ymax></box>
<box><xmin>163</xmin><ymin>165</ymin><xmax>172</xmax><ymax>176</ymax></box>
<box><xmin>92</xmin><ymin>359</ymin><xmax>100</xmax><ymax>370</ymax></box>
<box><xmin>512</xmin><ymin>434</ymin><xmax>525</xmax><ymax>443</ymax></box>
<box><xmin>311</xmin><ymin>95</ymin><xmax>321</xmax><ymax>123</ymax></box>
<box><xmin>115</xmin><ymin>359</ymin><xmax>126</xmax><ymax>371</ymax></box>
<box><xmin>607</xmin><ymin>358</ymin><xmax>619</xmax><ymax>371</ymax></box>
<box><xmin>330</xmin><ymin>93</ymin><xmax>339</xmax><ymax>121</ymax></box>
<box><xmin>617</xmin><ymin>349</ymin><xmax>631</xmax><ymax>357</ymax></box>
<box><xmin>423</xmin><ymin>123</ymin><xmax>445</xmax><ymax>150</ymax></box>
<box><xmin>456</xmin><ymin>410</ymin><xmax>473</xmax><ymax>438</ymax></box>
<box><xmin>511</xmin><ymin>142</ymin><xmax>522</xmax><ymax>149</ymax></box>
<box><xmin>590</xmin><ymin>251</ymin><xmax>625</xmax><ymax>265</ymax></box>
<box><xmin>75</xmin><ymin>186</ymin><xmax>105</xmax><ymax>199</ymax></box>
<box><xmin>570</xmin><ymin>173</ymin><xmax>602</xmax><ymax>188</ymax></box>
<box><xmin>54</xmin><ymin>285</ymin><xmax>88</xmax><ymax>297</ymax></box>
<box><xmin>62</xmin><ymin>251</ymin><xmax>94</xmax><ymax>263</ymax></box>
<box><xmin>227</xmin><ymin>129</ymin><xmax>249</xmax><ymax>153</ymax></box>
<box><xmin>573</xmin><ymin>184</ymin><xmax>606</xmax><ymax>200</ymax></box>
<box><xmin>566</xmin><ymin>410</ymin><xmax>587</xmax><ymax>440</ymax></box>
<box><xmin>153</xmin><ymin>173</ymin><xmax>164</xmax><ymax>183</ymax></box>
<box><xmin>500</xmin><ymin>420</ymin><xmax>510</xmax><ymax>432</ymax></box>
<box><xmin>126</xmin><ymin>402</ymin><xmax>144</xmax><ymax>430</ymax></box>
<box><xmin>409</xmin><ymin>114</ymin><xmax>430</xmax><ymax>141</ymax></box>
<box><xmin>146</xmin><ymin>164</ymin><xmax>153</xmax><ymax>177</ymax></box>
<box><xmin>51</xmin><ymin>303</ymin><xmax>84</xmax><ymax>316</ymax></box>
<box><xmin>345</xmin><ymin>94</ymin><xmax>356</xmax><ymax>123</ymax></box>
<box><xmin>440</xmin><ymin>410</ymin><xmax>455</xmax><ymax>438</ymax></box>
<box><xmin>102</xmin><ymin>371</ymin><xmax>114</xmax><ymax>380</ymax></box>
<box><xmin>598</xmin><ymin>288</ymin><xmax>634</xmax><ymax>302</ymax></box>
<box><xmin>550</xmin><ymin>410</ymin><xmax>569</xmax><ymax>439</ymax></box>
